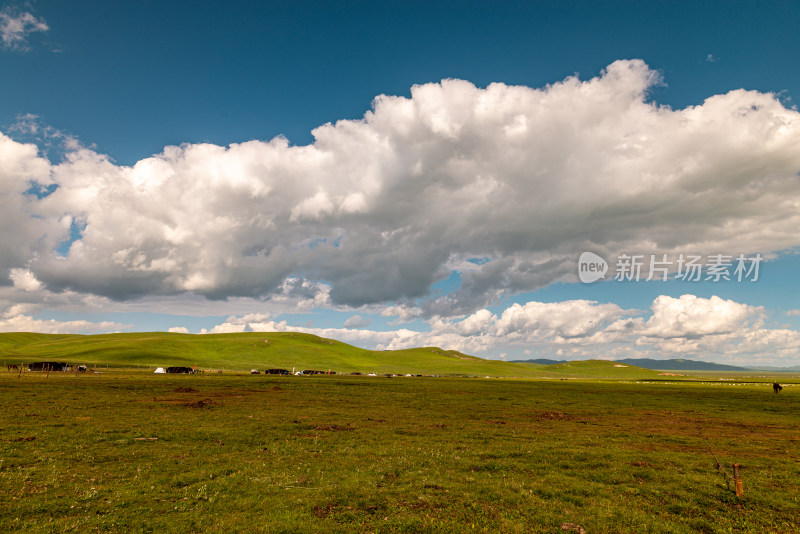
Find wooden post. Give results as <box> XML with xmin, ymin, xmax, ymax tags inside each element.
<box><xmin>733</xmin><ymin>464</ymin><xmax>743</xmax><ymax>497</ymax></box>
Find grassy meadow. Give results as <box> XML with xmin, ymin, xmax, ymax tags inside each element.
<box><xmin>0</xmin><ymin>332</ymin><xmax>552</xmax><ymax>378</ymax></box>
<box><xmin>0</xmin><ymin>332</ymin><xmax>703</xmax><ymax>380</ymax></box>
<box><xmin>1</xmin><ymin>370</ymin><xmax>798</xmax><ymax>533</ymax></box>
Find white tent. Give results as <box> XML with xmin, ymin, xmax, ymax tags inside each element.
<box><xmin>154</xmin><ymin>367</ymin><xmax>166</xmax><ymax>374</ymax></box>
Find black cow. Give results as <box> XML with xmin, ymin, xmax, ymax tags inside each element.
<box><xmin>773</xmin><ymin>382</ymin><xmax>783</xmax><ymax>394</ymax></box>
<box><xmin>28</xmin><ymin>361</ymin><xmax>67</xmax><ymax>372</ymax></box>
<box><xmin>166</xmin><ymin>366</ymin><xmax>194</xmax><ymax>374</ymax></box>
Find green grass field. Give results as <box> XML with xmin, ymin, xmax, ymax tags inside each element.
<box><xmin>1</xmin><ymin>370</ymin><xmax>798</xmax><ymax>533</ymax></box>
<box><xmin>0</xmin><ymin>332</ymin><xmax>684</xmax><ymax>379</ymax></box>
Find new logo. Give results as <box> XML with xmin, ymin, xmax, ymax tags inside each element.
<box><xmin>578</xmin><ymin>252</ymin><xmax>608</xmax><ymax>283</ymax></box>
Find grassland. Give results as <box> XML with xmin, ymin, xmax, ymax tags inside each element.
<box><xmin>1</xmin><ymin>370</ymin><xmax>798</xmax><ymax>533</ymax></box>
<box><xmin>0</xmin><ymin>332</ymin><xmax>681</xmax><ymax>379</ymax></box>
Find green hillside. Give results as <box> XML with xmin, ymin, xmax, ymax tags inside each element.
<box><xmin>0</xmin><ymin>332</ymin><xmax>672</xmax><ymax>379</ymax></box>
<box><xmin>0</xmin><ymin>332</ymin><xmax>79</xmax><ymax>350</ymax></box>
<box><xmin>0</xmin><ymin>331</ymin><xmax>534</xmax><ymax>377</ymax></box>
<box><xmin>521</xmin><ymin>359</ymin><xmax>673</xmax><ymax>379</ymax></box>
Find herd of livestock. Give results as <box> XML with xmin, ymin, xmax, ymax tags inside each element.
<box><xmin>7</xmin><ymin>362</ymin><xmax>431</xmax><ymax>378</ymax></box>
<box><xmin>4</xmin><ymin>362</ymin><xmax>788</xmax><ymax>391</ymax></box>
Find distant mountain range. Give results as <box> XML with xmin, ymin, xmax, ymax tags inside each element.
<box><xmin>511</xmin><ymin>357</ymin><xmax>800</xmax><ymax>372</ymax></box>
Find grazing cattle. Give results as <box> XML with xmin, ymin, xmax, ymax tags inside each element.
<box><xmin>166</xmin><ymin>366</ymin><xmax>194</xmax><ymax>374</ymax></box>
<box><xmin>264</xmin><ymin>368</ymin><xmax>290</xmax><ymax>375</ymax></box>
<box><xmin>250</xmin><ymin>369</ymin><xmax>261</xmax><ymax>374</ymax></box>
<box><xmin>773</xmin><ymin>382</ymin><xmax>783</xmax><ymax>394</ymax></box>
<box><xmin>28</xmin><ymin>361</ymin><xmax>68</xmax><ymax>372</ymax></box>
<box><xmin>7</xmin><ymin>364</ymin><xmax>18</xmax><ymax>371</ymax></box>
<box><xmin>304</xmin><ymin>369</ymin><xmax>336</xmax><ymax>375</ymax></box>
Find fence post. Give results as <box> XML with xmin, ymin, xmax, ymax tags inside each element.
<box><xmin>733</xmin><ymin>464</ymin><xmax>743</xmax><ymax>497</ymax></box>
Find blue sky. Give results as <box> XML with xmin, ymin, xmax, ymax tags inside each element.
<box><xmin>3</xmin><ymin>1</ymin><xmax>800</xmax><ymax>366</ymax></box>
<box><xmin>5</xmin><ymin>1</ymin><xmax>798</xmax><ymax>164</ymax></box>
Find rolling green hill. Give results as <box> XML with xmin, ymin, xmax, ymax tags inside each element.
<box><xmin>536</xmin><ymin>359</ymin><xmax>674</xmax><ymax>379</ymax></box>
<box><xmin>0</xmin><ymin>331</ymin><xmax>669</xmax><ymax>379</ymax></box>
<box><xmin>0</xmin><ymin>331</ymin><xmax>533</xmax><ymax>376</ymax></box>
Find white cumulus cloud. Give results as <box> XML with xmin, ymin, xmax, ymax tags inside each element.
<box><xmin>2</xmin><ymin>60</ymin><xmax>800</xmax><ymax>316</ymax></box>
<box><xmin>638</xmin><ymin>294</ymin><xmax>762</xmax><ymax>338</ymax></box>
<box><xmin>168</xmin><ymin>326</ymin><xmax>189</xmax><ymax>334</ymax></box>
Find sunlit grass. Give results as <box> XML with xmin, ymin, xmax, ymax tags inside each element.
<box><xmin>1</xmin><ymin>373</ymin><xmax>797</xmax><ymax>532</ymax></box>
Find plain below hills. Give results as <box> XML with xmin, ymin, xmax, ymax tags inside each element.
<box><xmin>513</xmin><ymin>356</ymin><xmax>800</xmax><ymax>373</ymax></box>
<box><xmin>0</xmin><ymin>331</ymin><xmax>674</xmax><ymax>379</ymax></box>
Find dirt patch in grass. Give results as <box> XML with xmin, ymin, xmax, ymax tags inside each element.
<box><xmin>183</xmin><ymin>398</ymin><xmax>218</xmax><ymax>408</ymax></box>
<box><xmin>624</xmin><ymin>442</ymin><xmax>703</xmax><ymax>453</ymax></box>
<box><xmin>537</xmin><ymin>411</ymin><xmax>574</xmax><ymax>421</ymax></box>
<box><xmin>7</xmin><ymin>436</ymin><xmax>36</xmax><ymax>442</ymax></box>
<box><xmin>205</xmin><ymin>388</ymin><xmax>283</xmax><ymax>397</ymax></box>
<box><xmin>627</xmin><ymin>410</ymin><xmax>785</xmax><ymax>440</ymax></box>
<box><xmin>314</xmin><ymin>424</ymin><xmax>354</xmax><ymax>431</ymax></box>
<box><xmin>312</xmin><ymin>504</ymin><xmax>337</xmax><ymax>518</ymax></box>
<box><xmin>172</xmin><ymin>386</ymin><xmax>198</xmax><ymax>393</ymax></box>
<box><xmin>469</xmin><ymin>464</ymin><xmax>503</xmax><ymax>473</ymax></box>
<box><xmin>561</xmin><ymin>522</ymin><xmax>587</xmax><ymax>534</ymax></box>
<box><xmin>312</xmin><ymin>501</ymin><xmax>372</xmax><ymax>519</ymax></box>
<box><xmin>409</xmin><ymin>500</ymin><xmax>441</xmax><ymax>511</ymax></box>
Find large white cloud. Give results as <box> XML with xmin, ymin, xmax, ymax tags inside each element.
<box><xmin>0</xmin><ymin>135</ymin><xmax>62</xmax><ymax>282</ymax></box>
<box><xmin>3</xmin><ymin>60</ymin><xmax>800</xmax><ymax>312</ymax></box>
<box><xmin>638</xmin><ymin>294</ymin><xmax>762</xmax><ymax>338</ymax></box>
